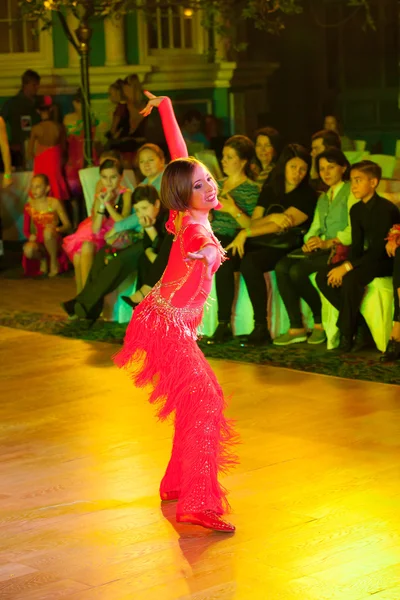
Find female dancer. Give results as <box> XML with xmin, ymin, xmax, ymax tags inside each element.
<box><xmin>114</xmin><ymin>92</ymin><xmax>237</xmax><ymax>532</ymax></box>
<box><xmin>28</xmin><ymin>96</ymin><xmax>69</xmax><ymax>201</ymax></box>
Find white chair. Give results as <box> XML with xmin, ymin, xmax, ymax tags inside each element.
<box><xmin>317</xmin><ymin>276</ymin><xmax>394</xmax><ymax>352</ymax></box>
<box><xmin>343</xmin><ymin>150</ymin><xmax>370</xmax><ymax>165</ymax></box>
<box><xmin>367</xmin><ymin>155</ymin><xmax>397</xmax><ymax>179</ymax></box>
<box><xmin>200</xmin><ymin>271</ymin><xmax>314</xmax><ymax>338</ymax></box>
<box><xmin>103</xmin><ymin>272</ymin><xmax>137</xmax><ymax>323</ymax></box>
<box><xmin>354</xmin><ymin>140</ymin><xmax>367</xmax><ymax>152</ymax></box>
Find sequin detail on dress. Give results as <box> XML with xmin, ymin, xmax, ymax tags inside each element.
<box><xmin>113</xmin><ymin>218</ymin><xmax>238</xmax><ymax>516</ymax></box>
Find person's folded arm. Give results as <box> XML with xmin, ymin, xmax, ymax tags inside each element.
<box><xmin>113</xmin><ymin>213</ymin><xmax>142</xmax><ymax>234</ymax></box>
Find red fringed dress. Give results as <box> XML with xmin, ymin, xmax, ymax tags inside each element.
<box><xmin>113</xmin><ymin>98</ymin><xmax>238</xmax><ymax>517</ymax></box>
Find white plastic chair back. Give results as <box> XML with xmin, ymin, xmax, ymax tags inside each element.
<box><xmin>368</xmin><ymin>155</ymin><xmax>397</xmax><ymax>179</ymax></box>
<box><xmin>343</xmin><ymin>151</ymin><xmax>370</xmax><ymax>165</ymax></box>
<box><xmin>354</xmin><ymin>140</ymin><xmax>367</xmax><ymax>152</ymax></box>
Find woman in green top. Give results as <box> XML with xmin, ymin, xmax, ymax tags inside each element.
<box><xmin>209</xmin><ymin>135</ymin><xmax>260</xmax><ymax>343</ymax></box>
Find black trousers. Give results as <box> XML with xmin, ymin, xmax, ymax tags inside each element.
<box><xmin>393</xmin><ymin>246</ymin><xmax>400</xmax><ymax>322</ymax></box>
<box><xmin>144</xmin><ymin>234</ymin><xmax>173</xmax><ymax>288</ymax></box>
<box><xmin>316</xmin><ymin>259</ymin><xmax>394</xmax><ymax>337</ymax></box>
<box><xmin>214</xmin><ymin>234</ymin><xmax>242</xmax><ymax>322</ymax></box>
<box><xmin>275</xmin><ymin>252</ymin><xmax>330</xmax><ymax>329</ymax></box>
<box><xmin>75</xmin><ymin>241</ymin><xmax>144</xmax><ymax>319</ymax></box>
<box><xmin>240</xmin><ymin>245</ymin><xmax>288</xmax><ymax>324</ymax></box>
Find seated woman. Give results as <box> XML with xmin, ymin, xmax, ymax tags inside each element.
<box><xmin>226</xmin><ymin>144</ymin><xmax>318</xmax><ymax>345</ymax></box>
<box><xmin>63</xmin><ymin>157</ymin><xmax>132</xmax><ymax>293</ymax></box>
<box><xmin>208</xmin><ymin>135</ymin><xmax>260</xmax><ymax>343</ymax></box>
<box><xmin>252</xmin><ymin>127</ymin><xmax>283</xmax><ymax>186</ymax></box>
<box><xmin>23</xmin><ymin>174</ymin><xmax>71</xmax><ymax>277</ymax></box>
<box><xmin>324</xmin><ymin>115</ymin><xmax>355</xmax><ymax>152</ymax></box>
<box><xmin>28</xmin><ymin>97</ymin><xmax>69</xmax><ymax>202</ymax></box>
<box><xmin>273</xmin><ymin>148</ymin><xmax>358</xmax><ymax>346</ymax></box>
<box><xmin>64</xmin><ymin>90</ymin><xmax>98</xmax><ymax>227</ymax></box>
<box><xmin>381</xmin><ymin>225</ymin><xmax>400</xmax><ymax>362</ymax></box>
<box><xmin>106</xmin><ymin>79</ymin><xmax>129</xmax><ymax>147</ymax></box>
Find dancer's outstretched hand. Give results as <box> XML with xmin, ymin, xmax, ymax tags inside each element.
<box><xmin>140</xmin><ymin>91</ymin><xmax>168</xmax><ymax>117</ymax></box>
<box><xmin>186</xmin><ymin>245</ymin><xmax>218</xmax><ymax>279</ymax></box>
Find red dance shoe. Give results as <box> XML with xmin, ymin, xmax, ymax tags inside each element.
<box><xmin>176</xmin><ymin>510</ymin><xmax>235</xmax><ymax>533</ymax></box>
<box><xmin>160</xmin><ymin>490</ymin><xmax>179</xmax><ymax>502</ymax></box>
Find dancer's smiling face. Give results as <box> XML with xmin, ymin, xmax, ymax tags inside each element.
<box><xmin>189</xmin><ymin>164</ymin><xmax>218</xmax><ymax>211</ymax></box>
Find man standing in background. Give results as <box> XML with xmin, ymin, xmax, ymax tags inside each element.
<box><xmin>1</xmin><ymin>69</ymin><xmax>42</xmax><ymax>169</ymax></box>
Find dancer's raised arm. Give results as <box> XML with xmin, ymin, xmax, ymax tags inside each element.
<box><xmin>140</xmin><ymin>91</ymin><xmax>188</xmax><ymax>160</ymax></box>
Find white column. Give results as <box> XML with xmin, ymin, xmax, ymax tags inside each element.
<box><xmin>67</xmin><ymin>12</ymin><xmax>80</xmax><ymax>69</ymax></box>
<box><xmin>104</xmin><ymin>17</ymin><xmax>126</xmax><ymax>67</ymax></box>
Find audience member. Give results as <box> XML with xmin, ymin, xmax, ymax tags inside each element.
<box><xmin>63</xmin><ymin>156</ymin><xmax>132</xmax><ymax>293</ymax></box>
<box><xmin>0</xmin><ymin>116</ymin><xmax>12</xmax><ymax>267</ymax></box>
<box><xmin>208</xmin><ymin>135</ymin><xmax>260</xmax><ymax>343</ymax></box>
<box><xmin>181</xmin><ymin>109</ymin><xmax>210</xmax><ymax>149</ymax></box>
<box><xmin>316</xmin><ymin>160</ymin><xmax>400</xmax><ymax>353</ymax></box>
<box><xmin>28</xmin><ymin>96</ymin><xmax>69</xmax><ymax>202</ymax></box>
<box><xmin>120</xmin><ymin>185</ymin><xmax>168</xmax><ymax>308</ymax></box>
<box><xmin>226</xmin><ymin>144</ymin><xmax>317</xmax><ymax>345</ymax></box>
<box><xmin>310</xmin><ymin>129</ymin><xmax>341</xmax><ymax>191</ymax></box>
<box><xmin>252</xmin><ymin>127</ymin><xmax>283</xmax><ymax>186</ymax></box>
<box><xmin>0</xmin><ymin>116</ymin><xmax>12</xmax><ymax>188</ymax></box>
<box><xmin>64</xmin><ymin>90</ymin><xmax>98</xmax><ymax>216</ymax></box>
<box><xmin>324</xmin><ymin>115</ymin><xmax>355</xmax><ymax>152</ymax></box>
<box><xmin>273</xmin><ymin>148</ymin><xmax>357</xmax><ymax>346</ymax></box>
<box><xmin>22</xmin><ymin>174</ymin><xmax>71</xmax><ymax>277</ymax></box>
<box><xmin>106</xmin><ymin>79</ymin><xmax>130</xmax><ymax>151</ymax></box>
<box><xmin>1</xmin><ymin>69</ymin><xmax>42</xmax><ymax>168</ymax></box>
<box><xmin>120</xmin><ymin>74</ymin><xmax>147</xmax><ymax>167</ymax></box>
<box><xmin>61</xmin><ymin>184</ymin><xmax>166</xmax><ymax>322</ymax></box>
<box><xmin>381</xmin><ymin>224</ymin><xmax>400</xmax><ymax>362</ymax></box>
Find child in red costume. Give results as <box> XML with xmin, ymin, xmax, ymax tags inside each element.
<box><xmin>114</xmin><ymin>92</ymin><xmax>238</xmax><ymax>533</ymax></box>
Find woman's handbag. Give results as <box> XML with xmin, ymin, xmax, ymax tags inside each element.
<box><xmin>247</xmin><ymin>204</ymin><xmax>307</xmax><ymax>251</ymax></box>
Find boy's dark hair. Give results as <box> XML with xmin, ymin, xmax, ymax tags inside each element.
<box><xmin>350</xmin><ymin>160</ymin><xmax>382</xmax><ymax>183</ymax></box>
<box><xmin>316</xmin><ymin>148</ymin><xmax>351</xmax><ymax>181</ymax></box>
<box><xmin>22</xmin><ymin>70</ymin><xmax>40</xmax><ymax>86</ymax></box>
<box><xmin>99</xmin><ymin>158</ymin><xmax>124</xmax><ymax>176</ymax></box>
<box><xmin>311</xmin><ymin>129</ymin><xmax>341</xmax><ymax>150</ymax></box>
<box><xmin>33</xmin><ymin>173</ymin><xmax>50</xmax><ymax>187</ymax></box>
<box><xmin>132</xmin><ymin>184</ymin><xmax>160</xmax><ymax>206</ymax></box>
<box><xmin>267</xmin><ymin>143</ymin><xmax>311</xmax><ymax>197</ymax></box>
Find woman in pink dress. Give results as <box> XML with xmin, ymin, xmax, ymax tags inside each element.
<box><xmin>23</xmin><ymin>174</ymin><xmax>71</xmax><ymax>277</ymax></box>
<box><xmin>114</xmin><ymin>92</ymin><xmax>238</xmax><ymax>533</ymax></box>
<box><xmin>63</xmin><ymin>157</ymin><xmax>132</xmax><ymax>293</ymax></box>
<box><xmin>28</xmin><ymin>97</ymin><xmax>69</xmax><ymax>201</ymax></box>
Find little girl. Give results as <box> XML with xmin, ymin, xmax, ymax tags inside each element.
<box><xmin>62</xmin><ymin>157</ymin><xmax>132</xmax><ymax>293</ymax></box>
<box><xmin>23</xmin><ymin>174</ymin><xmax>71</xmax><ymax>277</ymax></box>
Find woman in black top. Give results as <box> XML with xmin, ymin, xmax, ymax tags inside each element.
<box><xmin>227</xmin><ymin>144</ymin><xmax>317</xmax><ymax>345</ymax></box>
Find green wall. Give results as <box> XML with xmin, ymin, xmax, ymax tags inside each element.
<box><xmin>52</xmin><ymin>13</ymin><xmax>105</xmax><ymax>68</ymax></box>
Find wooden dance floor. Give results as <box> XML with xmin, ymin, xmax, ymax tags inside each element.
<box><xmin>1</xmin><ymin>326</ymin><xmax>400</xmax><ymax>599</ymax></box>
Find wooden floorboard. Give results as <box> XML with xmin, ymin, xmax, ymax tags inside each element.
<box><xmin>0</xmin><ymin>326</ymin><xmax>400</xmax><ymax>599</ymax></box>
